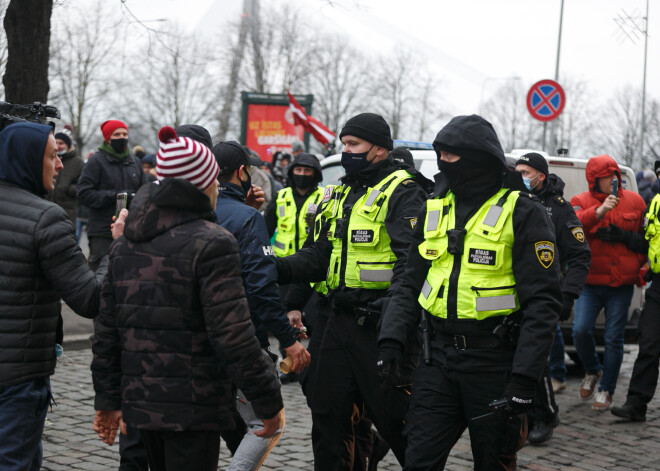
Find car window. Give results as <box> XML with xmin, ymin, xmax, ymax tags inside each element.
<box><xmin>321</xmin><ymin>162</ymin><xmax>345</xmax><ymax>187</ymax></box>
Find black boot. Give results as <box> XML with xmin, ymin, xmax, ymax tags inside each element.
<box><xmin>528</xmin><ymin>414</ymin><xmax>559</xmax><ymax>445</ymax></box>
<box><xmin>611</xmin><ymin>403</ymin><xmax>646</xmax><ymax>422</ymax></box>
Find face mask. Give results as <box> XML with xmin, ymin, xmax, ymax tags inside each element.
<box><xmin>57</xmin><ymin>150</ymin><xmax>66</xmax><ymax>156</ymax></box>
<box><xmin>293</xmin><ymin>174</ymin><xmax>315</xmax><ymax>190</ymax></box>
<box><xmin>110</xmin><ymin>138</ymin><xmax>128</xmax><ymax>153</ymax></box>
<box><xmin>437</xmin><ymin>158</ymin><xmax>471</xmax><ymax>196</ymax></box>
<box><xmin>522</xmin><ymin>174</ymin><xmax>540</xmax><ymax>192</ymax></box>
<box><xmin>240</xmin><ymin>167</ymin><xmax>252</xmax><ymax>195</ymax></box>
<box><xmin>341</xmin><ymin>145</ymin><xmax>374</xmax><ymax>175</ymax></box>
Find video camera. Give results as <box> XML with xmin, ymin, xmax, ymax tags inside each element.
<box><xmin>0</xmin><ymin>101</ymin><xmax>61</xmax><ymax>132</ymax></box>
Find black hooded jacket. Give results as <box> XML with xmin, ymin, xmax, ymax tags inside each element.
<box><xmin>379</xmin><ymin>115</ymin><xmax>561</xmax><ymax>387</ymax></box>
<box><xmin>535</xmin><ymin>174</ymin><xmax>591</xmax><ymax>298</ymax></box>
<box><xmin>0</xmin><ymin>123</ymin><xmax>107</xmax><ymax>387</ymax></box>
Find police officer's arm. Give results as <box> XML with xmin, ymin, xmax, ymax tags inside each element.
<box><xmin>384</xmin><ymin>179</ymin><xmax>427</xmax><ymax>295</ymax></box>
<box><xmin>378</xmin><ymin>204</ymin><xmax>431</xmax><ymax>347</ymax></box>
<box><xmin>238</xmin><ymin>211</ymin><xmax>297</xmax><ymax>349</ymax></box>
<box><xmin>511</xmin><ymin>196</ymin><xmax>562</xmax><ymax>384</ymax></box>
<box><xmin>557</xmin><ymin>209</ymin><xmax>591</xmax><ymax>298</ymax></box>
<box><xmin>275</xmin><ymin>214</ymin><xmax>331</xmax><ymax>285</ymax></box>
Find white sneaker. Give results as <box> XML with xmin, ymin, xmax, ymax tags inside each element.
<box><xmin>592</xmin><ymin>390</ymin><xmax>613</xmax><ymax>411</ymax></box>
<box><xmin>579</xmin><ymin>371</ymin><xmax>602</xmax><ymax>400</ymax></box>
<box><xmin>551</xmin><ymin>378</ymin><xmax>566</xmax><ymax>393</ymax></box>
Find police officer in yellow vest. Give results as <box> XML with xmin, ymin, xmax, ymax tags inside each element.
<box><xmin>611</xmin><ymin>193</ymin><xmax>658</xmax><ymax>422</ymax></box>
<box><xmin>378</xmin><ymin>115</ymin><xmax>562</xmax><ymax>470</ymax></box>
<box><xmin>266</xmin><ymin>152</ymin><xmax>324</xmax><ymax>257</ymax></box>
<box><xmin>276</xmin><ymin>112</ymin><xmax>427</xmax><ymax>469</ymax></box>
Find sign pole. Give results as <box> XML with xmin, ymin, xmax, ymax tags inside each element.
<box><xmin>550</xmin><ymin>0</ymin><xmax>565</xmax><ymax>154</ymax></box>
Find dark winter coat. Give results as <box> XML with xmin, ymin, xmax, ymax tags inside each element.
<box><xmin>0</xmin><ymin>122</ymin><xmax>107</xmax><ymax>387</ymax></box>
<box><xmin>215</xmin><ymin>182</ymin><xmax>297</xmax><ymax>350</ymax></box>
<box><xmin>91</xmin><ymin>179</ymin><xmax>282</xmax><ymax>431</ymax></box>
<box><xmin>46</xmin><ymin>148</ymin><xmax>84</xmax><ymax>224</ymax></box>
<box><xmin>77</xmin><ymin>149</ymin><xmax>147</xmax><ymax>237</ymax></box>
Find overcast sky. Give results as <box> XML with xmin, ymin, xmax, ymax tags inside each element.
<box><xmin>123</xmin><ymin>0</ymin><xmax>658</xmax><ymax>115</ymax></box>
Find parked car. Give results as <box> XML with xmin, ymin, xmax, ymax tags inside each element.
<box><xmin>319</xmin><ymin>148</ymin><xmax>643</xmax><ymax>356</ymax></box>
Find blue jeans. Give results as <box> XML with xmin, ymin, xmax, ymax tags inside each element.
<box><xmin>0</xmin><ymin>378</ymin><xmax>51</xmax><ymax>471</ymax></box>
<box><xmin>548</xmin><ymin>323</ymin><xmax>566</xmax><ymax>382</ymax></box>
<box><xmin>75</xmin><ymin>218</ymin><xmax>87</xmax><ymax>244</ymax></box>
<box><xmin>572</xmin><ymin>284</ymin><xmax>634</xmax><ymax>395</ymax></box>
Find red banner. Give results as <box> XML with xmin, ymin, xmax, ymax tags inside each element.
<box><xmin>245</xmin><ymin>103</ymin><xmax>304</xmax><ymax>162</ymax></box>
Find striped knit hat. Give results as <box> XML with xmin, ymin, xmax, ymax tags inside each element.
<box><xmin>156</xmin><ymin>126</ymin><xmax>219</xmax><ymax>191</ymax></box>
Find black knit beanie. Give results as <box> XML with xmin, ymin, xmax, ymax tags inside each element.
<box><xmin>339</xmin><ymin>113</ymin><xmax>393</xmax><ymax>150</ymax></box>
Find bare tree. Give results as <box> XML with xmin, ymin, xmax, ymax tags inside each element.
<box><xmin>3</xmin><ymin>0</ymin><xmax>53</xmax><ymax>103</ymax></box>
<box><xmin>588</xmin><ymin>87</ymin><xmax>642</xmax><ymax>167</ymax></box>
<box><xmin>481</xmin><ymin>80</ymin><xmax>541</xmax><ymax>152</ymax></box>
<box><xmin>49</xmin><ymin>0</ymin><xmax>120</xmax><ymax>153</ymax></box>
<box><xmin>125</xmin><ymin>24</ymin><xmax>222</xmax><ymax>144</ymax></box>
<box><xmin>551</xmin><ymin>78</ymin><xmax>595</xmax><ymax>157</ymax></box>
<box><xmin>307</xmin><ymin>35</ymin><xmax>371</xmax><ymax>143</ymax></box>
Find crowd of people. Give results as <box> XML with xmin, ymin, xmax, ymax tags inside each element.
<box><xmin>1</xmin><ymin>110</ymin><xmax>660</xmax><ymax>471</ymax></box>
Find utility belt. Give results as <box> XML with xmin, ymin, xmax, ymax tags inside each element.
<box><xmin>428</xmin><ymin>312</ymin><xmax>521</xmax><ymax>350</ymax></box>
<box><xmin>333</xmin><ymin>303</ymin><xmax>381</xmax><ymax>327</ymax></box>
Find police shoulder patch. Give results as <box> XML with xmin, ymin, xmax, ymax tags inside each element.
<box><xmin>404</xmin><ymin>216</ymin><xmax>417</xmax><ymax>229</ymax></box>
<box><xmin>402</xmin><ymin>179</ymin><xmax>415</xmax><ymax>186</ymax></box>
<box><xmin>570</xmin><ymin>226</ymin><xmax>585</xmax><ymax>243</ymax></box>
<box><xmin>534</xmin><ymin>241</ymin><xmax>555</xmax><ymax>268</ymax></box>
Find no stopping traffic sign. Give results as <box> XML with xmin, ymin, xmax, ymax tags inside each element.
<box><xmin>527</xmin><ymin>79</ymin><xmax>565</xmax><ymax>122</ymax></box>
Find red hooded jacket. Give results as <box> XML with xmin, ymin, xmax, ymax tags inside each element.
<box><xmin>570</xmin><ymin>154</ymin><xmax>646</xmax><ymax>287</ymax></box>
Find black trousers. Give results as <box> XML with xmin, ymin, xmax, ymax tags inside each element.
<box><xmin>139</xmin><ymin>429</ymin><xmax>221</xmax><ymax>471</ymax></box>
<box><xmin>88</xmin><ymin>235</ymin><xmax>113</xmax><ymax>271</ymax></box>
<box><xmin>626</xmin><ymin>295</ymin><xmax>660</xmax><ymax>407</ymax></box>
<box><xmin>119</xmin><ymin>425</ymin><xmax>148</xmax><ymax>471</ymax></box>
<box><xmin>404</xmin><ymin>344</ymin><xmax>527</xmax><ymax>471</ymax></box>
<box><xmin>311</xmin><ymin>310</ymin><xmax>409</xmax><ymax>470</ymax></box>
<box><xmin>531</xmin><ymin>365</ymin><xmax>558</xmax><ymax>423</ymax></box>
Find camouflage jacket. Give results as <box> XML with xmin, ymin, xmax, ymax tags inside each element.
<box><xmin>91</xmin><ymin>179</ymin><xmax>282</xmax><ymax>431</ymax></box>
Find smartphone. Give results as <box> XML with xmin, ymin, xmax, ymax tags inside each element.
<box><xmin>612</xmin><ymin>178</ymin><xmax>618</xmax><ymax>197</ymax></box>
<box><xmin>115</xmin><ymin>192</ymin><xmax>128</xmax><ymax>218</ymax></box>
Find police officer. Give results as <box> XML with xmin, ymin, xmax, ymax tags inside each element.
<box><xmin>515</xmin><ymin>152</ymin><xmax>591</xmax><ymax>444</ymax></box>
<box><xmin>611</xmin><ymin>195</ymin><xmax>658</xmax><ymax>422</ymax></box>
<box><xmin>266</xmin><ymin>152</ymin><xmax>324</xmax><ymax>256</ymax></box>
<box><xmin>378</xmin><ymin>115</ymin><xmax>561</xmax><ymax>470</ymax></box>
<box><xmin>276</xmin><ymin>112</ymin><xmax>427</xmax><ymax>469</ymax></box>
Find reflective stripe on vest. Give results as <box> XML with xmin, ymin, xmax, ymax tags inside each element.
<box><xmin>417</xmin><ymin>188</ymin><xmax>520</xmax><ymax>320</ymax></box>
<box><xmin>273</xmin><ymin>186</ymin><xmax>324</xmax><ymax>257</ymax></box>
<box><xmin>645</xmin><ymin>194</ymin><xmax>660</xmax><ymax>272</ymax></box>
<box><xmin>324</xmin><ymin>169</ymin><xmax>414</xmax><ymax>290</ymax></box>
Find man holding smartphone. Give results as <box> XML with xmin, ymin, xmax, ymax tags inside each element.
<box><xmin>78</xmin><ymin>120</ymin><xmax>147</xmax><ymax>271</ymax></box>
<box><xmin>570</xmin><ymin>154</ymin><xmax>647</xmax><ymax>411</ymax></box>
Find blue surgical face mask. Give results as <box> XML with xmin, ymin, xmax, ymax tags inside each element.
<box><xmin>522</xmin><ymin>174</ymin><xmax>540</xmax><ymax>192</ymax></box>
<box><xmin>341</xmin><ymin>145</ymin><xmax>374</xmax><ymax>175</ymax></box>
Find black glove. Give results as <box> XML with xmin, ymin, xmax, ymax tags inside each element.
<box><xmin>376</xmin><ymin>340</ymin><xmax>403</xmax><ymax>391</ymax></box>
<box><xmin>595</xmin><ymin>223</ymin><xmax>630</xmax><ymax>243</ymax></box>
<box><xmin>504</xmin><ymin>374</ymin><xmax>536</xmax><ymax>415</ymax></box>
<box><xmin>559</xmin><ymin>293</ymin><xmax>577</xmax><ymax>321</ymax></box>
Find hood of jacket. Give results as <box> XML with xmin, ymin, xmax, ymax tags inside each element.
<box><xmin>124</xmin><ymin>178</ymin><xmax>215</xmax><ymax>243</ymax></box>
<box><xmin>0</xmin><ymin>122</ymin><xmax>51</xmax><ymax>195</ymax></box>
<box><xmin>538</xmin><ymin>173</ymin><xmax>565</xmax><ymax>197</ymax></box>
<box><xmin>287</xmin><ymin>152</ymin><xmax>322</xmax><ymax>183</ymax></box>
<box><xmin>586</xmin><ymin>154</ymin><xmax>621</xmax><ymax>195</ymax></box>
<box><xmin>432</xmin><ymin>114</ymin><xmax>506</xmax><ymax>169</ymax></box>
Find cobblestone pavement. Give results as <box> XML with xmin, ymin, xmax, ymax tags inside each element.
<box><xmin>43</xmin><ymin>346</ymin><xmax>660</xmax><ymax>470</ymax></box>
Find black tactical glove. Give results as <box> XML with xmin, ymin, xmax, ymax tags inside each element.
<box><xmin>376</xmin><ymin>340</ymin><xmax>403</xmax><ymax>391</ymax></box>
<box><xmin>504</xmin><ymin>374</ymin><xmax>536</xmax><ymax>415</ymax></box>
<box><xmin>559</xmin><ymin>293</ymin><xmax>577</xmax><ymax>322</ymax></box>
<box><xmin>595</xmin><ymin>223</ymin><xmax>630</xmax><ymax>244</ymax></box>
